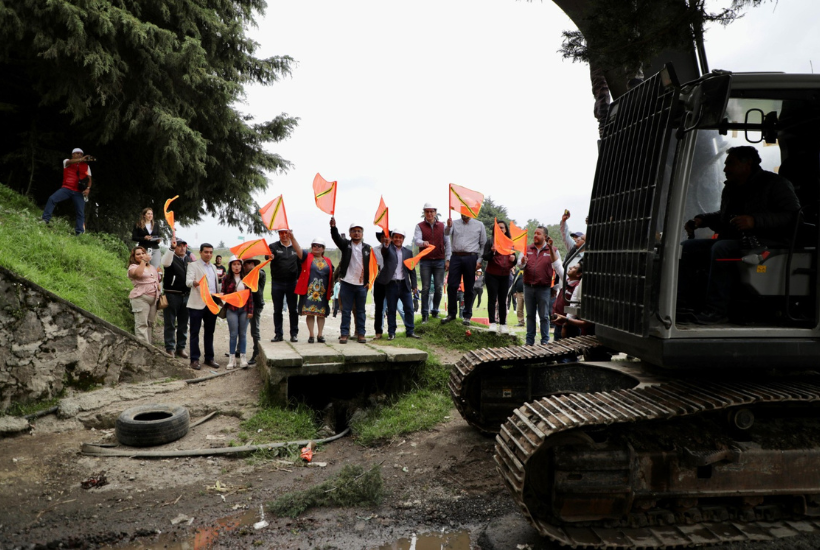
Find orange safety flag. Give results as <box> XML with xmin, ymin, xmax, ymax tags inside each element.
<box><xmin>198</xmin><ymin>276</ymin><xmax>221</xmax><ymax>315</ymax></box>
<box><xmin>449</xmin><ymin>184</ymin><xmax>484</xmax><ymax>218</ymax></box>
<box><xmin>259</xmin><ymin>195</ymin><xmax>289</xmax><ymax>231</ymax></box>
<box><xmin>509</xmin><ymin>221</ymin><xmax>528</xmax><ymax>253</ymax></box>
<box><xmin>230</xmin><ymin>238</ymin><xmax>270</xmax><ymax>260</ymax></box>
<box><xmin>374</xmin><ymin>196</ymin><xmax>389</xmax><ymax>239</ymax></box>
<box><xmin>240</xmin><ymin>259</ymin><xmax>271</xmax><ymax>292</ymax></box>
<box><xmin>213</xmin><ymin>289</ymin><xmax>250</xmax><ymax>308</ymax></box>
<box><xmin>494</xmin><ymin>218</ymin><xmax>515</xmax><ymax>256</ymax></box>
<box><xmin>164</xmin><ymin>195</ymin><xmax>179</xmax><ymax>235</ymax></box>
<box><xmin>403</xmin><ymin>245</ymin><xmax>435</xmax><ymax>271</ymax></box>
<box><xmin>367</xmin><ymin>249</ymin><xmax>379</xmax><ymax>290</ymax></box>
<box><xmin>312</xmin><ymin>173</ymin><xmax>337</xmax><ymax>215</ymax></box>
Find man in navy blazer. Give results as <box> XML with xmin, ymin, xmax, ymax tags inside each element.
<box><xmin>380</xmin><ymin>229</ymin><xmax>420</xmax><ymax>340</ymax></box>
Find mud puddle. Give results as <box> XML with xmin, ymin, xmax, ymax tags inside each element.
<box><xmin>376</xmin><ymin>531</ymin><xmax>471</xmax><ymax>549</ymax></box>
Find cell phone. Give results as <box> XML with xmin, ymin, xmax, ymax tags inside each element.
<box><xmin>564</xmin><ymin>209</ymin><xmax>570</xmax><ymax>216</ymax></box>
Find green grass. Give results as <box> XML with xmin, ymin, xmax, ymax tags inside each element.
<box><xmin>0</xmin><ymin>183</ymin><xmax>133</xmax><ymax>331</ymax></box>
<box><xmin>380</xmin><ymin>314</ymin><xmax>519</xmax><ymax>352</ymax></box>
<box><xmin>350</xmin><ymin>389</ymin><xmax>452</xmax><ymax>446</ymax></box>
<box><xmin>3</xmin><ymin>394</ymin><xmax>62</xmax><ymax>418</ymax></box>
<box><xmin>235</xmin><ymin>399</ymin><xmax>320</xmax><ymax>446</ymax></box>
<box><xmin>267</xmin><ymin>464</ymin><xmax>384</xmax><ymax>518</ymax></box>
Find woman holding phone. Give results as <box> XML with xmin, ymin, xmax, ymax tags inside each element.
<box><xmin>127</xmin><ymin>246</ymin><xmax>161</xmax><ymax>344</ymax></box>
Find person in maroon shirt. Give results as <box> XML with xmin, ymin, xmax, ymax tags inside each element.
<box><xmin>518</xmin><ymin>226</ymin><xmax>557</xmax><ymax>345</ymax></box>
<box><xmin>41</xmin><ymin>147</ymin><xmax>93</xmax><ymax>235</ymax></box>
<box><xmin>413</xmin><ymin>203</ymin><xmax>452</xmax><ymax>322</ymax></box>
<box><xmin>482</xmin><ymin>219</ymin><xmax>517</xmax><ymax>333</ymax></box>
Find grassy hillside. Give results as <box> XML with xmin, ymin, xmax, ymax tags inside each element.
<box><xmin>0</xmin><ymin>183</ymin><xmax>134</xmax><ymax>331</ymax></box>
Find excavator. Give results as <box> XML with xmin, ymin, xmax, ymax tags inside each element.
<box><xmin>449</xmin><ymin>46</ymin><xmax>820</xmax><ymax>550</ymax></box>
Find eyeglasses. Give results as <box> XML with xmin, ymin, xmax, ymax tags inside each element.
<box><xmin>311</xmin><ymin>244</ymin><xmax>324</xmax><ymax>248</ymax></box>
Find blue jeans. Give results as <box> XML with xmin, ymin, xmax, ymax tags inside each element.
<box><xmin>188</xmin><ymin>307</ymin><xmax>217</xmax><ymax>362</ymax></box>
<box><xmin>339</xmin><ymin>281</ymin><xmax>368</xmax><ymax>337</ymax></box>
<box><xmin>42</xmin><ymin>187</ymin><xmax>85</xmax><ymax>234</ymax></box>
<box><xmin>524</xmin><ymin>284</ymin><xmax>551</xmax><ymax>345</ymax></box>
<box><xmin>447</xmin><ymin>254</ymin><xmax>477</xmax><ymax>319</ymax></box>
<box><xmin>385</xmin><ymin>281</ymin><xmax>415</xmax><ymax>336</ymax></box>
<box><xmin>419</xmin><ymin>259</ymin><xmax>445</xmax><ymax>317</ymax></box>
<box><xmin>163</xmin><ymin>293</ymin><xmax>189</xmax><ymax>352</ymax></box>
<box><xmin>226</xmin><ymin>307</ymin><xmax>249</xmax><ymax>355</ymax></box>
<box><xmin>271</xmin><ymin>280</ymin><xmax>298</xmax><ymax>337</ymax></box>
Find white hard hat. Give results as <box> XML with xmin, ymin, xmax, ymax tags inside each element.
<box><xmin>72</xmin><ymin>148</ymin><xmax>84</xmax><ymax>154</ymax></box>
<box><xmin>227</xmin><ymin>255</ymin><xmax>242</xmax><ymax>265</ymax></box>
<box><xmin>349</xmin><ymin>222</ymin><xmax>364</xmax><ymax>230</ymax></box>
<box><xmin>392</xmin><ymin>228</ymin><xmax>406</xmax><ymax>237</ymax></box>
<box><xmin>423</xmin><ymin>203</ymin><xmax>436</xmax><ymax>210</ymax></box>
<box><xmin>311</xmin><ymin>238</ymin><xmax>325</xmax><ymax>246</ymax></box>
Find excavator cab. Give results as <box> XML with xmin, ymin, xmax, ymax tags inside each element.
<box><xmin>583</xmin><ymin>65</ymin><xmax>820</xmax><ymax>368</ymax></box>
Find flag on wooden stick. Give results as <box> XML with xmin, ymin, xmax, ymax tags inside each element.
<box><xmin>449</xmin><ymin>184</ymin><xmax>484</xmax><ymax>218</ymax></box>
<box><xmin>259</xmin><ymin>195</ymin><xmax>289</xmax><ymax>231</ymax></box>
<box><xmin>493</xmin><ymin>218</ymin><xmax>515</xmax><ymax>256</ymax></box>
<box><xmin>164</xmin><ymin>195</ymin><xmax>179</xmax><ymax>236</ymax></box>
<box><xmin>230</xmin><ymin>238</ymin><xmax>270</xmax><ymax>260</ymax></box>
<box><xmin>198</xmin><ymin>276</ymin><xmax>221</xmax><ymax>315</ymax></box>
<box><xmin>374</xmin><ymin>196</ymin><xmax>389</xmax><ymax>239</ymax></box>
<box><xmin>241</xmin><ymin>259</ymin><xmax>271</xmax><ymax>292</ymax></box>
<box><xmin>213</xmin><ymin>289</ymin><xmax>250</xmax><ymax>309</ymax></box>
<box><xmin>403</xmin><ymin>245</ymin><xmax>435</xmax><ymax>271</ymax></box>
<box><xmin>509</xmin><ymin>221</ymin><xmax>528</xmax><ymax>253</ymax></box>
<box><xmin>312</xmin><ymin>173</ymin><xmax>337</xmax><ymax>215</ymax></box>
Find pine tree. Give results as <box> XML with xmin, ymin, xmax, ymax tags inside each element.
<box><xmin>0</xmin><ymin>0</ymin><xmax>297</xmax><ymax>238</ymax></box>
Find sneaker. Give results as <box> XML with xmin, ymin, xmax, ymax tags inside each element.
<box><xmin>488</xmin><ymin>323</ymin><xmax>497</xmax><ymax>332</ymax></box>
<box><xmin>421</xmin><ymin>316</ymin><xmax>428</xmax><ymax>324</ymax></box>
<box><xmin>517</xmin><ymin>321</ymin><xmax>525</xmax><ymax>327</ymax></box>
<box><xmin>226</xmin><ymin>356</ymin><xmax>236</xmax><ymax>370</ymax></box>
<box><xmin>387</xmin><ymin>334</ymin><xmax>395</xmax><ymax>341</ymax></box>
<box><xmin>695</xmin><ymin>310</ymin><xmax>729</xmax><ymax>325</ymax></box>
<box><xmin>240</xmin><ymin>354</ymin><xmax>249</xmax><ymax>368</ymax></box>
<box><xmin>500</xmin><ymin>325</ymin><xmax>509</xmax><ymax>334</ymax></box>
<box><xmin>431</xmin><ymin>312</ymin><xmax>439</xmax><ymax>318</ymax></box>
<box><xmin>462</xmin><ymin>318</ymin><xmax>471</xmax><ymax>326</ymax></box>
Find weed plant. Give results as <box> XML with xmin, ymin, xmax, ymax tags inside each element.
<box><xmin>268</xmin><ymin>464</ymin><xmax>384</xmax><ymax>518</ymax></box>
<box><xmin>0</xmin><ymin>184</ymin><xmax>133</xmax><ymax>330</ymax></box>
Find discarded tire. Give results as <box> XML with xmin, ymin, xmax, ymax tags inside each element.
<box><xmin>115</xmin><ymin>404</ymin><xmax>190</xmax><ymax>447</ymax></box>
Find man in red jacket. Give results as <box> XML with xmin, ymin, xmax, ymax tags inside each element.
<box><xmin>42</xmin><ymin>147</ymin><xmax>93</xmax><ymax>235</ymax></box>
<box><xmin>413</xmin><ymin>203</ymin><xmax>451</xmax><ymax>323</ymax></box>
<box><xmin>518</xmin><ymin>226</ymin><xmax>558</xmax><ymax>345</ymax></box>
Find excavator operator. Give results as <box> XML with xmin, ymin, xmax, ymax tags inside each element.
<box><xmin>678</xmin><ymin>146</ymin><xmax>801</xmax><ymax>325</ymax></box>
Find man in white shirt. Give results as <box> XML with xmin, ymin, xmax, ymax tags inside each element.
<box><xmin>186</xmin><ymin>243</ymin><xmax>222</xmax><ymax>370</ymax></box>
<box><xmin>330</xmin><ymin>218</ymin><xmax>373</xmax><ymax>343</ymax></box>
<box><xmin>381</xmin><ymin>229</ymin><xmax>419</xmax><ymax>340</ymax></box>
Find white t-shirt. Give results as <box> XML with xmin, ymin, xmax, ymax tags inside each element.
<box><xmin>342</xmin><ymin>242</ymin><xmax>364</xmax><ymax>286</ymax></box>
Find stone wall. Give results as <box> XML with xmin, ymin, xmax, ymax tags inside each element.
<box><xmin>0</xmin><ymin>265</ymin><xmax>194</xmax><ymax>412</ymax></box>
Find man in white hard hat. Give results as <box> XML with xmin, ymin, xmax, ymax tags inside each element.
<box><xmin>412</xmin><ymin>202</ymin><xmax>450</xmax><ymax>323</ymax></box>
<box><xmin>381</xmin><ymin>228</ymin><xmax>420</xmax><ymax>340</ymax></box>
<box><xmin>41</xmin><ymin>147</ymin><xmax>93</xmax><ymax>235</ymax></box>
<box><xmin>330</xmin><ymin>217</ymin><xmax>373</xmax><ymax>343</ymax></box>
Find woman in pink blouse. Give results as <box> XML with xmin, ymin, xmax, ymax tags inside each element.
<box><xmin>128</xmin><ymin>246</ymin><xmax>161</xmax><ymax>345</ymax></box>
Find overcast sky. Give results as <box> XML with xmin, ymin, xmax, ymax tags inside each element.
<box><xmin>179</xmin><ymin>0</ymin><xmax>819</xmax><ymax>248</ymax></box>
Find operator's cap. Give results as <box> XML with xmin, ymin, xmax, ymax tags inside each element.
<box><xmin>72</xmin><ymin>148</ymin><xmax>83</xmax><ymax>154</ymax></box>
<box><xmin>570</xmin><ymin>232</ymin><xmax>585</xmax><ymax>238</ymax></box>
<box><xmin>423</xmin><ymin>203</ymin><xmax>436</xmax><ymax>210</ymax></box>
<box><xmin>243</xmin><ymin>257</ymin><xmax>261</xmax><ymax>265</ymax></box>
<box><xmin>392</xmin><ymin>228</ymin><xmax>406</xmax><ymax>237</ymax></box>
<box><xmin>277</xmin><ymin>227</ymin><xmax>291</xmax><ymax>232</ymax></box>
<box><xmin>174</xmin><ymin>236</ymin><xmax>187</xmax><ymax>245</ymax></box>
<box><xmin>349</xmin><ymin>222</ymin><xmax>364</xmax><ymax>230</ymax></box>
<box><xmin>311</xmin><ymin>238</ymin><xmax>326</xmax><ymax>247</ymax></box>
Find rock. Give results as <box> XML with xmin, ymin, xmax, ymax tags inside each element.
<box><xmin>58</xmin><ymin>401</ymin><xmax>80</xmax><ymax>419</ymax></box>
<box><xmin>0</xmin><ymin>416</ymin><xmax>30</xmax><ymax>436</ymax></box>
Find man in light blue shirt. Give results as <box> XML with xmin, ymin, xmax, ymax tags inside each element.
<box><xmin>443</xmin><ymin>214</ymin><xmax>486</xmax><ymax>325</ymax></box>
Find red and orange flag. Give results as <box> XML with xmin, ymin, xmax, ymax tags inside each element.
<box><xmin>374</xmin><ymin>196</ymin><xmax>389</xmax><ymax>239</ymax></box>
<box><xmin>198</xmin><ymin>276</ymin><xmax>221</xmax><ymax>315</ymax></box>
<box><xmin>164</xmin><ymin>195</ymin><xmax>179</xmax><ymax>235</ymax></box>
<box><xmin>213</xmin><ymin>289</ymin><xmax>250</xmax><ymax>309</ymax></box>
<box><xmin>403</xmin><ymin>245</ymin><xmax>435</xmax><ymax>271</ymax></box>
<box><xmin>509</xmin><ymin>221</ymin><xmax>528</xmax><ymax>253</ymax></box>
<box><xmin>241</xmin><ymin>259</ymin><xmax>271</xmax><ymax>292</ymax></box>
<box><xmin>259</xmin><ymin>195</ymin><xmax>289</xmax><ymax>231</ymax></box>
<box><xmin>312</xmin><ymin>173</ymin><xmax>337</xmax><ymax>216</ymax></box>
<box><xmin>449</xmin><ymin>184</ymin><xmax>484</xmax><ymax>219</ymax></box>
<box><xmin>230</xmin><ymin>238</ymin><xmax>270</xmax><ymax>260</ymax></box>
<box><xmin>367</xmin><ymin>250</ymin><xmax>379</xmax><ymax>290</ymax></box>
<box><xmin>493</xmin><ymin>218</ymin><xmax>515</xmax><ymax>256</ymax></box>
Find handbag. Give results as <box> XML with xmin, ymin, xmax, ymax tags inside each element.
<box><xmin>217</xmin><ymin>304</ymin><xmax>228</xmax><ymax>319</ymax></box>
<box><xmin>157</xmin><ymin>294</ymin><xmax>169</xmax><ymax>310</ymax></box>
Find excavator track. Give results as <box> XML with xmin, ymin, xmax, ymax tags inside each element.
<box><xmin>494</xmin><ymin>378</ymin><xmax>820</xmax><ymax>548</ymax></box>
<box><xmin>448</xmin><ymin>336</ymin><xmax>603</xmax><ymax>433</ymax></box>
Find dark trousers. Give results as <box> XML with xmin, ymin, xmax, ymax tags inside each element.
<box><xmin>163</xmin><ymin>293</ymin><xmax>189</xmax><ymax>351</ymax></box>
<box><xmin>485</xmin><ymin>273</ymin><xmax>510</xmax><ymax>325</ymax></box>
<box><xmin>447</xmin><ymin>254</ymin><xmax>478</xmax><ymax>319</ymax></box>
<box><xmin>524</xmin><ymin>284</ymin><xmax>551</xmax><ymax>345</ymax></box>
<box><xmin>373</xmin><ymin>282</ymin><xmax>388</xmax><ymax>335</ymax></box>
<box><xmin>188</xmin><ymin>307</ymin><xmax>217</xmax><ymax>362</ymax></box>
<box><xmin>271</xmin><ymin>280</ymin><xmax>298</xmax><ymax>337</ymax></box>
<box><xmin>473</xmin><ymin>288</ymin><xmax>483</xmax><ymax>307</ymax></box>
<box><xmin>339</xmin><ymin>280</ymin><xmax>368</xmax><ymax>337</ymax></box>
<box><xmin>250</xmin><ymin>304</ymin><xmax>263</xmax><ymax>358</ymax></box>
<box><xmin>42</xmin><ymin>187</ymin><xmax>85</xmax><ymax>234</ymax></box>
<box><xmin>419</xmin><ymin>259</ymin><xmax>445</xmax><ymax>317</ymax></box>
<box><xmin>679</xmin><ymin>238</ymin><xmax>742</xmax><ymax>314</ymax></box>
<box><xmin>385</xmin><ymin>280</ymin><xmax>415</xmax><ymax>336</ymax></box>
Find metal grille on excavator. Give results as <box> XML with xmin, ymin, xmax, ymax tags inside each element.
<box><xmin>584</xmin><ymin>70</ymin><xmax>679</xmax><ymax>336</ymax></box>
